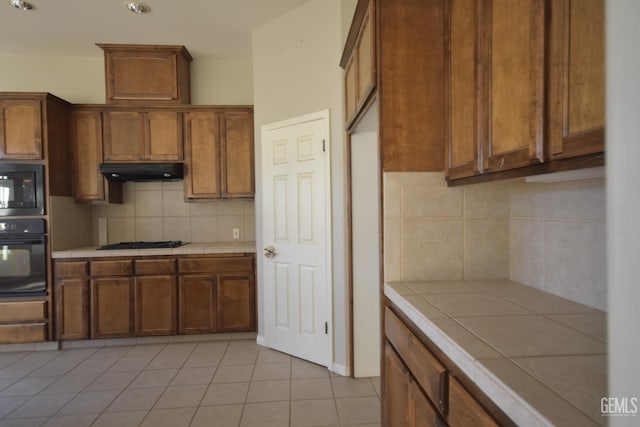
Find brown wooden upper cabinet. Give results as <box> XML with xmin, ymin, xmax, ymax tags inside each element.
<box><xmin>184</xmin><ymin>109</ymin><xmax>254</xmax><ymax>200</ymax></box>
<box><xmin>445</xmin><ymin>0</ymin><xmax>605</xmax><ymax>181</ymax></box>
<box><xmin>71</xmin><ymin>109</ymin><xmax>123</xmax><ymax>203</ymax></box>
<box><xmin>341</xmin><ymin>0</ymin><xmax>446</xmax><ymax>172</ymax></box>
<box><xmin>0</xmin><ymin>97</ymin><xmax>42</xmax><ymax>159</ymax></box>
<box><xmin>103</xmin><ymin>110</ymin><xmax>183</xmax><ymax>162</ymax></box>
<box><xmin>548</xmin><ymin>0</ymin><xmax>605</xmax><ymax>160</ymax></box>
<box><xmin>343</xmin><ymin>0</ymin><xmax>375</xmax><ymax>127</ymax></box>
<box><xmin>445</xmin><ymin>0</ymin><xmax>545</xmax><ymax>178</ymax></box>
<box><xmin>98</xmin><ymin>44</ymin><xmax>192</xmax><ymax>104</ymax></box>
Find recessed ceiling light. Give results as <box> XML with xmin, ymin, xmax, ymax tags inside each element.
<box><xmin>8</xmin><ymin>0</ymin><xmax>35</xmax><ymax>11</ymax></box>
<box><xmin>125</xmin><ymin>1</ymin><xmax>150</xmax><ymax>14</ymax></box>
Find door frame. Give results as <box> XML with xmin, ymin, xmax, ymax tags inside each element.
<box><xmin>260</xmin><ymin>109</ymin><xmax>334</xmax><ymax>369</ymax></box>
<box><xmin>346</xmin><ymin>100</ymin><xmax>381</xmax><ymax>377</ymax></box>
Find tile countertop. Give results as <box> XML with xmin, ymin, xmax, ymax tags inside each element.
<box><xmin>51</xmin><ymin>242</ymin><xmax>257</xmax><ymax>258</ymax></box>
<box><xmin>385</xmin><ymin>280</ymin><xmax>607</xmax><ymax>427</ymax></box>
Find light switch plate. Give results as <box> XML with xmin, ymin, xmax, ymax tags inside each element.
<box><xmin>233</xmin><ymin>228</ymin><xmax>240</xmax><ymax>239</ymax></box>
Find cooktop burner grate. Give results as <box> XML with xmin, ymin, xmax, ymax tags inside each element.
<box><xmin>97</xmin><ymin>241</ymin><xmax>185</xmax><ymax>250</ymax></box>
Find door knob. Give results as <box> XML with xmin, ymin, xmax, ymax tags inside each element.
<box><xmin>264</xmin><ymin>246</ymin><xmax>277</xmax><ymax>258</ymax></box>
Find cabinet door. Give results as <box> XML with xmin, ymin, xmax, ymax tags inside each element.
<box><xmin>56</xmin><ymin>277</ymin><xmax>89</xmax><ymax>340</ymax></box>
<box><xmin>91</xmin><ymin>277</ymin><xmax>134</xmax><ymax>338</ymax></box>
<box><xmin>482</xmin><ymin>0</ymin><xmax>545</xmax><ymax>173</ymax></box>
<box><xmin>548</xmin><ymin>0</ymin><xmax>605</xmax><ymax>159</ymax></box>
<box><xmin>344</xmin><ymin>54</ymin><xmax>358</xmax><ymax>124</ymax></box>
<box><xmin>408</xmin><ymin>377</ymin><xmax>447</xmax><ymax>427</ymax></box>
<box><xmin>101</xmin><ymin>46</ymin><xmax>190</xmax><ymax>104</ymax></box>
<box><xmin>221</xmin><ymin>112</ymin><xmax>254</xmax><ymax>198</ymax></box>
<box><xmin>448</xmin><ymin>376</ymin><xmax>499</xmax><ymax>427</ymax></box>
<box><xmin>178</xmin><ymin>275</ymin><xmax>216</xmax><ymax>334</ymax></box>
<box><xmin>378</xmin><ymin>0</ymin><xmax>445</xmax><ymax>171</ymax></box>
<box><xmin>216</xmin><ymin>274</ymin><xmax>255</xmax><ymax>332</ymax></box>
<box><xmin>356</xmin><ymin>0</ymin><xmax>375</xmax><ymax>111</ymax></box>
<box><xmin>384</xmin><ymin>342</ymin><xmax>410</xmax><ymax>427</ymax></box>
<box><xmin>135</xmin><ymin>275</ymin><xmax>177</xmax><ymax>336</ymax></box>
<box><xmin>184</xmin><ymin>112</ymin><xmax>221</xmax><ymax>199</ymax></box>
<box><xmin>103</xmin><ymin>111</ymin><xmax>144</xmax><ymax>161</ymax></box>
<box><xmin>72</xmin><ymin>110</ymin><xmax>106</xmax><ymax>202</ymax></box>
<box><xmin>145</xmin><ymin>111</ymin><xmax>183</xmax><ymax>161</ymax></box>
<box><xmin>0</xmin><ymin>99</ymin><xmax>42</xmax><ymax>159</ymax></box>
<box><xmin>445</xmin><ymin>0</ymin><xmax>481</xmax><ymax>180</ymax></box>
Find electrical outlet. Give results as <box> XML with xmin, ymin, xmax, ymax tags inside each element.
<box><xmin>232</xmin><ymin>228</ymin><xmax>240</xmax><ymax>239</ymax></box>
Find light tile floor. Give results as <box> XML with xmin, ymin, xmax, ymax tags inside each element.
<box><xmin>0</xmin><ymin>340</ymin><xmax>381</xmax><ymax>427</ymax></box>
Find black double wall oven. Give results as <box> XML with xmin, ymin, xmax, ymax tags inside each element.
<box><xmin>0</xmin><ymin>164</ymin><xmax>47</xmax><ymax>297</ymax></box>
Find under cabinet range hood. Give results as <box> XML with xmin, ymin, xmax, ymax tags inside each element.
<box><xmin>99</xmin><ymin>163</ymin><xmax>184</xmax><ymax>182</ymax></box>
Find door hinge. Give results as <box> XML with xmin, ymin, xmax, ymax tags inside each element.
<box><xmin>322</xmin><ymin>139</ymin><xmax>326</xmax><ymax>152</ymax></box>
<box><xmin>324</xmin><ymin>322</ymin><xmax>328</xmax><ymax>334</ymax></box>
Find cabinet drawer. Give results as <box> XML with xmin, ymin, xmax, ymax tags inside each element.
<box><xmin>135</xmin><ymin>259</ymin><xmax>176</xmax><ymax>275</ymax></box>
<box><xmin>449</xmin><ymin>376</ymin><xmax>498</xmax><ymax>427</ymax></box>
<box><xmin>56</xmin><ymin>261</ymin><xmax>88</xmax><ymax>277</ymax></box>
<box><xmin>0</xmin><ymin>323</ymin><xmax>46</xmax><ymax>343</ymax></box>
<box><xmin>385</xmin><ymin>307</ymin><xmax>447</xmax><ymax>412</ymax></box>
<box><xmin>91</xmin><ymin>260</ymin><xmax>134</xmax><ymax>276</ymax></box>
<box><xmin>0</xmin><ymin>301</ymin><xmax>46</xmax><ymax>322</ymax></box>
<box><xmin>179</xmin><ymin>257</ymin><xmax>253</xmax><ymax>274</ymax></box>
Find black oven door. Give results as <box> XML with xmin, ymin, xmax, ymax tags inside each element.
<box><xmin>0</xmin><ymin>236</ymin><xmax>46</xmax><ymax>296</ymax></box>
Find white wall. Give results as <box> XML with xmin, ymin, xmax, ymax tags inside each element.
<box><xmin>252</xmin><ymin>0</ymin><xmax>350</xmax><ymax>371</ymax></box>
<box><xmin>607</xmin><ymin>2</ymin><xmax>640</xmax><ymax>425</ymax></box>
<box><xmin>190</xmin><ymin>58</ymin><xmax>253</xmax><ymax>105</ymax></box>
<box><xmin>0</xmin><ymin>55</ymin><xmax>104</xmax><ymax>103</ymax></box>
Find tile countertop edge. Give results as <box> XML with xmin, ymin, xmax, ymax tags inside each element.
<box><xmin>384</xmin><ymin>283</ymin><xmax>554</xmax><ymax>427</ymax></box>
<box><xmin>52</xmin><ymin>242</ymin><xmax>258</xmax><ymax>258</ymax></box>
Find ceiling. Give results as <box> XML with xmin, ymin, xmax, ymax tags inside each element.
<box><xmin>0</xmin><ymin>0</ymin><xmax>311</xmax><ymax>59</ymax></box>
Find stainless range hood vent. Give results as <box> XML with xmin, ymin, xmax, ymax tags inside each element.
<box><xmin>100</xmin><ymin>163</ymin><xmax>184</xmax><ymax>182</ymax></box>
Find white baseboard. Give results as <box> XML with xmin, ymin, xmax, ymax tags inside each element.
<box><xmin>256</xmin><ymin>335</ymin><xmax>267</xmax><ymax>346</ymax></box>
<box><xmin>332</xmin><ymin>362</ymin><xmax>350</xmax><ymax>377</ymax></box>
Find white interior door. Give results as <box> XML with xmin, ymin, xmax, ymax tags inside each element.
<box><xmin>261</xmin><ymin>110</ymin><xmax>332</xmax><ymax>367</ymax></box>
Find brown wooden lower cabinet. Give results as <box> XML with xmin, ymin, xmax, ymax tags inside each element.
<box><xmin>179</xmin><ymin>275</ymin><xmax>216</xmax><ymax>334</ymax></box>
<box><xmin>56</xmin><ymin>278</ymin><xmax>89</xmax><ymax>340</ymax></box>
<box><xmin>55</xmin><ymin>253</ymin><xmax>256</xmax><ymax>341</ymax></box>
<box><xmin>217</xmin><ymin>274</ymin><xmax>255</xmax><ymax>332</ymax></box>
<box><xmin>178</xmin><ymin>265</ymin><xmax>256</xmax><ymax>334</ymax></box>
<box><xmin>449</xmin><ymin>376</ymin><xmax>499</xmax><ymax>427</ymax></box>
<box><xmin>384</xmin><ymin>305</ymin><xmax>503</xmax><ymax>427</ymax></box>
<box><xmin>135</xmin><ymin>276</ymin><xmax>177</xmax><ymax>336</ymax></box>
<box><xmin>384</xmin><ymin>342</ymin><xmax>446</xmax><ymax>427</ymax></box>
<box><xmin>0</xmin><ymin>301</ymin><xmax>48</xmax><ymax>344</ymax></box>
<box><xmin>91</xmin><ymin>277</ymin><xmax>134</xmax><ymax>338</ymax></box>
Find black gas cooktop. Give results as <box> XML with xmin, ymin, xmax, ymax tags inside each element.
<box><xmin>97</xmin><ymin>241</ymin><xmax>185</xmax><ymax>250</ymax></box>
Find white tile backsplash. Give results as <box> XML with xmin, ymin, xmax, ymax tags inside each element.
<box><xmin>384</xmin><ymin>172</ymin><xmax>606</xmax><ymax>311</ymax></box>
<box><xmin>544</xmin><ymin>221</ymin><xmax>607</xmax><ymax>310</ymax></box>
<box><xmin>384</xmin><ymin>172</ymin><xmax>511</xmax><ymax>283</ymax></box>
<box><xmin>509</xmin><ymin>219</ymin><xmax>545</xmax><ymax>289</ymax></box>
<box><xmin>401</xmin><ymin>218</ymin><xmax>463</xmax><ymax>280</ymax></box>
<box><xmin>91</xmin><ymin>183</ymin><xmax>255</xmax><ymax>244</ymax></box>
